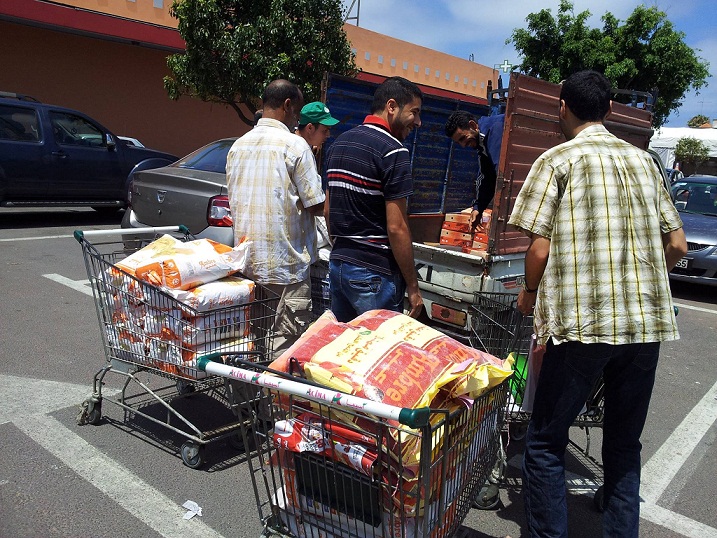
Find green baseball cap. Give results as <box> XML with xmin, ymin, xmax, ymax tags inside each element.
<box><xmin>299</xmin><ymin>101</ymin><xmax>339</xmax><ymax>126</ymax></box>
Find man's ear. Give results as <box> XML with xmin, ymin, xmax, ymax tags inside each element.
<box><xmin>468</xmin><ymin>119</ymin><xmax>479</xmax><ymax>131</ymax></box>
<box><xmin>386</xmin><ymin>98</ymin><xmax>399</xmax><ymax>115</ymax></box>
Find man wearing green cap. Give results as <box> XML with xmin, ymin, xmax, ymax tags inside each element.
<box><xmin>297</xmin><ymin>101</ymin><xmax>340</xmax><ymax>153</ymax></box>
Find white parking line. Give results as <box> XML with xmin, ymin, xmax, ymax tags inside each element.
<box><xmin>17</xmin><ymin>414</ymin><xmax>224</xmax><ymax>538</ymax></box>
<box><xmin>673</xmin><ymin>301</ymin><xmax>717</xmax><ymax>315</ymax></box>
<box><xmin>43</xmin><ymin>273</ymin><xmax>93</xmax><ymax>297</ymax></box>
<box><xmin>0</xmin><ymin>234</ymin><xmax>73</xmax><ymax>242</ymax></box>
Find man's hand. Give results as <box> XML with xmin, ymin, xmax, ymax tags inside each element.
<box><xmin>517</xmin><ymin>289</ymin><xmax>536</xmax><ymax>315</ymax></box>
<box><xmin>469</xmin><ymin>209</ymin><xmax>482</xmax><ymax>231</ymax></box>
<box><xmin>406</xmin><ymin>285</ymin><xmax>424</xmax><ymax>318</ymax></box>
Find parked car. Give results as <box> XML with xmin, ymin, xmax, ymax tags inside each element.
<box><xmin>0</xmin><ymin>91</ymin><xmax>177</xmax><ymax>211</ymax></box>
<box><xmin>670</xmin><ymin>175</ymin><xmax>717</xmax><ymax>286</ymax></box>
<box><xmin>122</xmin><ymin>138</ymin><xmax>236</xmax><ymax>244</ymax></box>
<box><xmin>117</xmin><ymin>136</ymin><xmax>145</xmax><ymax>148</ymax></box>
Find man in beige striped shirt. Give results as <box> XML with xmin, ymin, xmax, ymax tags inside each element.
<box><xmin>508</xmin><ymin>70</ymin><xmax>687</xmax><ymax>538</ymax></box>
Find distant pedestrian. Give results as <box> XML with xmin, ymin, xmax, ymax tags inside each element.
<box><xmin>226</xmin><ymin>79</ymin><xmax>324</xmax><ymax>358</ymax></box>
<box><xmin>323</xmin><ymin>76</ymin><xmax>424</xmax><ymax>322</ymax></box>
<box><xmin>509</xmin><ymin>70</ymin><xmax>687</xmax><ymax>538</ymax></box>
<box><xmin>296</xmin><ymin>101</ymin><xmax>339</xmax><ymax>155</ymax></box>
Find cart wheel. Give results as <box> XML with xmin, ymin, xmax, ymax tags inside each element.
<box><xmin>473</xmin><ymin>482</ymin><xmax>502</xmax><ymax>510</ymax></box>
<box><xmin>228</xmin><ymin>431</ymin><xmax>246</xmax><ymax>452</ymax></box>
<box><xmin>76</xmin><ymin>398</ymin><xmax>102</xmax><ymax>426</ymax></box>
<box><xmin>176</xmin><ymin>380</ymin><xmax>195</xmax><ymax>395</ymax></box>
<box><xmin>510</xmin><ymin>422</ymin><xmax>528</xmax><ymax>441</ymax></box>
<box><xmin>593</xmin><ymin>485</ymin><xmax>605</xmax><ymax>512</ymax></box>
<box><xmin>181</xmin><ymin>442</ymin><xmax>205</xmax><ymax>469</ymax></box>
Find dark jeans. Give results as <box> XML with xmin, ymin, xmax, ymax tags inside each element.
<box><xmin>522</xmin><ymin>339</ymin><xmax>660</xmax><ymax>538</ymax></box>
<box><xmin>328</xmin><ymin>259</ymin><xmax>405</xmax><ymax>322</ymax></box>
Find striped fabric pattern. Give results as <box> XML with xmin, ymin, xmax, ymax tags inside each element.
<box><xmin>226</xmin><ymin>118</ymin><xmax>325</xmax><ymax>285</ymax></box>
<box><xmin>509</xmin><ymin>124</ymin><xmax>682</xmax><ymax>346</ymax></box>
<box><xmin>325</xmin><ymin>117</ymin><xmax>414</xmax><ymax>274</ymax></box>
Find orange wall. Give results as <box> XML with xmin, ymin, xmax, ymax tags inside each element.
<box><xmin>344</xmin><ymin>25</ymin><xmax>497</xmax><ymax>100</ymax></box>
<box><xmin>49</xmin><ymin>0</ymin><xmax>179</xmax><ymax>28</ymax></box>
<box><xmin>0</xmin><ymin>21</ymin><xmax>249</xmax><ymax>157</ymax></box>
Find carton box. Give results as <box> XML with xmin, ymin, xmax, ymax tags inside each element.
<box><xmin>442</xmin><ymin>212</ymin><xmax>472</xmax><ymax>233</ymax></box>
<box><xmin>440</xmin><ymin>229</ymin><xmax>473</xmax><ymax>248</ymax></box>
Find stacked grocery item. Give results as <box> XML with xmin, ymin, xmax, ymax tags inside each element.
<box><xmin>439</xmin><ymin>208</ymin><xmax>493</xmax><ymax>255</ymax></box>
<box><xmin>103</xmin><ymin>234</ymin><xmax>260</xmax><ymax>379</ymax></box>
<box><xmin>266</xmin><ymin>309</ymin><xmax>513</xmax><ymax>536</ymax></box>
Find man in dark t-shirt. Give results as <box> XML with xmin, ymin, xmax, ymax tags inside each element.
<box><xmin>445</xmin><ymin>111</ymin><xmax>505</xmax><ymax>230</ymax></box>
<box><xmin>324</xmin><ymin>77</ymin><xmax>424</xmax><ymax>322</ymax></box>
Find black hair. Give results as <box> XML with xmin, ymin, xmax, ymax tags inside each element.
<box><xmin>445</xmin><ymin>110</ymin><xmax>475</xmax><ymax>137</ymax></box>
<box><xmin>371</xmin><ymin>76</ymin><xmax>423</xmax><ymax>114</ymax></box>
<box><xmin>560</xmin><ymin>70</ymin><xmax>611</xmax><ymax>121</ymax></box>
<box><xmin>253</xmin><ymin>109</ymin><xmax>263</xmax><ymax>124</ymax></box>
<box><xmin>262</xmin><ymin>80</ymin><xmax>302</xmax><ymax>110</ymax></box>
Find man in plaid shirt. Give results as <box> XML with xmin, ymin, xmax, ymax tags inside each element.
<box><xmin>508</xmin><ymin>70</ymin><xmax>687</xmax><ymax>538</ymax></box>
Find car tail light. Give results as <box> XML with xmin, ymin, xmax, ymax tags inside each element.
<box><xmin>207</xmin><ymin>195</ymin><xmax>233</xmax><ymax>227</ymax></box>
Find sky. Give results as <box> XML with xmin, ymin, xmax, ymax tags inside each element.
<box><xmin>341</xmin><ymin>0</ymin><xmax>716</xmax><ymax>127</ymax></box>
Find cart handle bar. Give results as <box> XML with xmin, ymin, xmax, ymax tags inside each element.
<box><xmin>74</xmin><ymin>225</ymin><xmax>190</xmax><ymax>242</ymax></box>
<box><xmin>196</xmin><ymin>354</ymin><xmax>430</xmax><ymax>429</ymax></box>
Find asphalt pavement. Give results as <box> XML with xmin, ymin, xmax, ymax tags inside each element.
<box><xmin>1</xmin><ymin>208</ymin><xmax>716</xmax><ymax>538</ymax></box>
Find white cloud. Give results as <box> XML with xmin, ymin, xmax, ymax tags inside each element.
<box><xmin>341</xmin><ymin>0</ymin><xmax>716</xmax><ymax>125</ymax></box>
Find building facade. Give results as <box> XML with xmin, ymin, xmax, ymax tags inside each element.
<box><xmin>0</xmin><ymin>0</ymin><xmax>497</xmax><ymax>156</ymax></box>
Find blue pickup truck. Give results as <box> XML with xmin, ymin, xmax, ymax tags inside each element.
<box><xmin>0</xmin><ymin>91</ymin><xmax>177</xmax><ymax>212</ymax></box>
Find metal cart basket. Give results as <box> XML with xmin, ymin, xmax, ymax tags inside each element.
<box><xmin>74</xmin><ymin>226</ymin><xmax>277</xmax><ymax>468</ymax></box>
<box><xmin>197</xmin><ymin>355</ymin><xmax>508</xmax><ymax>538</ymax></box>
<box><xmin>470</xmin><ymin>292</ymin><xmax>605</xmax><ymax>435</ymax></box>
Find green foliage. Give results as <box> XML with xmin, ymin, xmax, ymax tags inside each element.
<box><xmin>508</xmin><ymin>0</ymin><xmax>710</xmax><ymax>127</ymax></box>
<box><xmin>165</xmin><ymin>0</ymin><xmax>357</xmax><ymax>125</ymax></box>
<box><xmin>674</xmin><ymin>137</ymin><xmax>709</xmax><ymax>166</ymax></box>
<box><xmin>687</xmin><ymin>114</ymin><xmax>711</xmax><ymax>128</ymax></box>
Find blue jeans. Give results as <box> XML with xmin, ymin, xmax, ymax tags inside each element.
<box><xmin>522</xmin><ymin>340</ymin><xmax>660</xmax><ymax>538</ymax></box>
<box><xmin>328</xmin><ymin>260</ymin><xmax>406</xmax><ymax>322</ymax></box>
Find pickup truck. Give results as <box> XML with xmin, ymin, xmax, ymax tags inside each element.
<box><xmin>321</xmin><ymin>73</ymin><xmax>658</xmax><ymax>341</ymax></box>
<box><xmin>0</xmin><ymin>92</ymin><xmax>177</xmax><ymax>211</ymax></box>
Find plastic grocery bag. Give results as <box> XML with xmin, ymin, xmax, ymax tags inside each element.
<box><xmin>520</xmin><ymin>334</ymin><xmax>545</xmax><ymax>413</ymax></box>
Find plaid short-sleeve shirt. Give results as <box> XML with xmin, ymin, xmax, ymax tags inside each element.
<box><xmin>509</xmin><ymin>124</ymin><xmax>682</xmax><ymax>346</ymax></box>
<box><xmin>227</xmin><ymin>118</ymin><xmax>325</xmax><ymax>285</ymax></box>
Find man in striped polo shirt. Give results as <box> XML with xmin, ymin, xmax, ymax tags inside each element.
<box><xmin>323</xmin><ymin>76</ymin><xmax>424</xmax><ymax>322</ymax></box>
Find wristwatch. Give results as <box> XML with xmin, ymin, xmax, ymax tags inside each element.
<box><xmin>522</xmin><ymin>281</ymin><xmax>539</xmax><ymax>293</ymax></box>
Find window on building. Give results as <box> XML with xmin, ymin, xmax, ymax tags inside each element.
<box><xmin>414</xmin><ymin>64</ymin><xmax>420</xmax><ymax>73</ymax></box>
<box><xmin>391</xmin><ymin>58</ymin><xmax>396</xmax><ymax>67</ymax></box>
<box><xmin>425</xmin><ymin>67</ymin><xmax>430</xmax><ymax>75</ymax></box>
<box><xmin>472</xmin><ymin>80</ymin><xmax>477</xmax><ymax>87</ymax></box>
<box><xmin>378</xmin><ymin>55</ymin><xmax>384</xmax><ymax>64</ymax></box>
<box><xmin>365</xmin><ymin>52</ymin><xmax>370</xmax><ymax>61</ymax></box>
<box><xmin>351</xmin><ymin>48</ymin><xmax>357</xmax><ymax>55</ymax></box>
<box><xmin>435</xmin><ymin>70</ymin><xmax>440</xmax><ymax>78</ymax></box>
<box><xmin>403</xmin><ymin>61</ymin><xmax>408</xmax><ymax>70</ymax></box>
<box><xmin>153</xmin><ymin>0</ymin><xmax>163</xmax><ymax>7</ymax></box>
<box><xmin>445</xmin><ymin>72</ymin><xmax>450</xmax><ymax>80</ymax></box>
<box><xmin>464</xmin><ymin>78</ymin><xmax>468</xmax><ymax>85</ymax></box>
<box><xmin>455</xmin><ymin>75</ymin><xmax>460</xmax><ymax>82</ymax></box>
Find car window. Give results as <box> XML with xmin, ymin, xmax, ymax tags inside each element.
<box><xmin>173</xmin><ymin>139</ymin><xmax>235</xmax><ymax>173</ymax></box>
<box><xmin>0</xmin><ymin>104</ymin><xmax>41</xmax><ymax>142</ymax></box>
<box><xmin>50</xmin><ymin>111</ymin><xmax>104</xmax><ymax>147</ymax></box>
<box><xmin>671</xmin><ymin>181</ymin><xmax>717</xmax><ymax>215</ymax></box>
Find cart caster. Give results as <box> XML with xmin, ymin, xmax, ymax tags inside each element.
<box><xmin>510</xmin><ymin>422</ymin><xmax>528</xmax><ymax>441</ymax></box>
<box><xmin>594</xmin><ymin>485</ymin><xmax>605</xmax><ymax>512</ymax></box>
<box><xmin>181</xmin><ymin>441</ymin><xmax>205</xmax><ymax>469</ymax></box>
<box><xmin>77</xmin><ymin>398</ymin><xmax>102</xmax><ymax>426</ymax></box>
<box><xmin>473</xmin><ymin>482</ymin><xmax>502</xmax><ymax>510</ymax></box>
<box><xmin>176</xmin><ymin>380</ymin><xmax>195</xmax><ymax>395</ymax></box>
<box><xmin>228</xmin><ymin>431</ymin><xmax>247</xmax><ymax>452</ymax></box>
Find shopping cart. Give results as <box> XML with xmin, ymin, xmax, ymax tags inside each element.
<box><xmin>196</xmin><ymin>355</ymin><xmax>508</xmax><ymax>538</ymax></box>
<box><xmin>469</xmin><ymin>291</ymin><xmax>606</xmax><ymax>508</ymax></box>
<box><xmin>74</xmin><ymin>226</ymin><xmax>277</xmax><ymax>468</ymax></box>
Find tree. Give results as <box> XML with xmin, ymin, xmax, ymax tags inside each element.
<box><xmin>508</xmin><ymin>0</ymin><xmax>710</xmax><ymax>127</ymax></box>
<box><xmin>687</xmin><ymin>114</ymin><xmax>711</xmax><ymax>128</ymax></box>
<box><xmin>165</xmin><ymin>0</ymin><xmax>357</xmax><ymax>126</ymax></box>
<box><xmin>674</xmin><ymin>137</ymin><xmax>709</xmax><ymax>173</ymax></box>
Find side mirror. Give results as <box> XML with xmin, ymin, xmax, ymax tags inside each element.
<box><xmin>106</xmin><ymin>133</ymin><xmax>116</xmax><ymax>151</ymax></box>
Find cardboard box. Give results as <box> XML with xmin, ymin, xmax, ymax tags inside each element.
<box><xmin>472</xmin><ymin>232</ymin><xmax>489</xmax><ymax>250</ymax></box>
<box><xmin>440</xmin><ymin>229</ymin><xmax>473</xmax><ymax>248</ymax></box>
<box><xmin>442</xmin><ymin>212</ymin><xmax>472</xmax><ymax>233</ymax></box>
